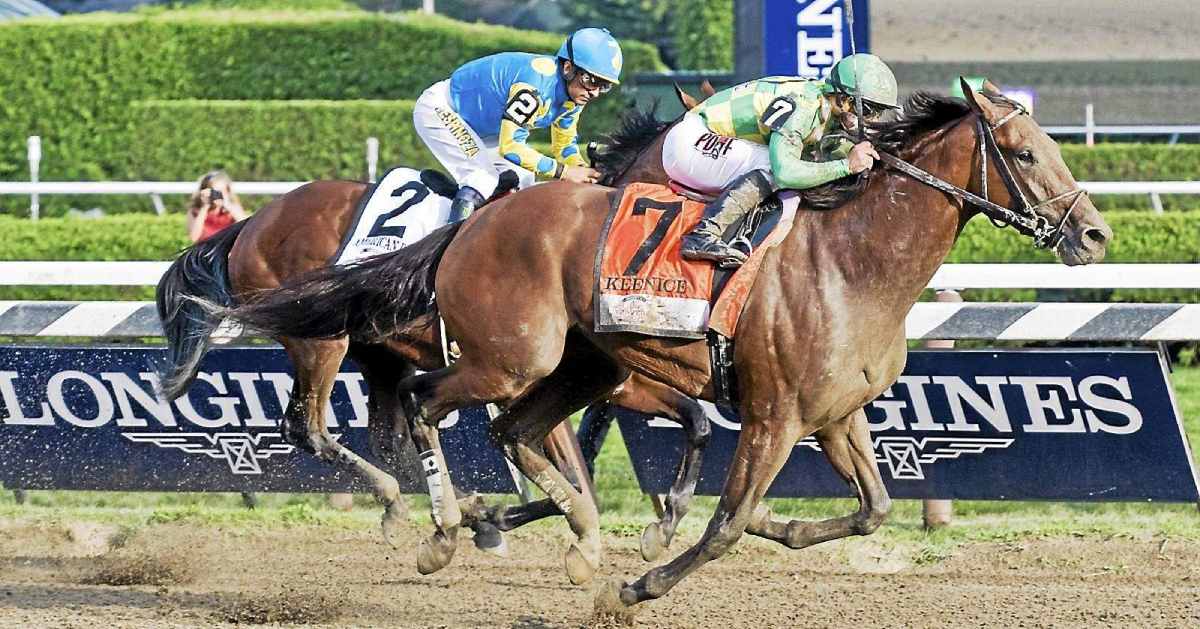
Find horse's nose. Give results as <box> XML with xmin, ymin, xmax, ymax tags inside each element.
<box><xmin>1083</xmin><ymin>223</ymin><xmax>1112</xmax><ymax>248</ymax></box>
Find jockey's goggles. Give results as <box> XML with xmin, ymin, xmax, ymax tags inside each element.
<box><xmin>578</xmin><ymin>71</ymin><xmax>614</xmax><ymax>94</ymax></box>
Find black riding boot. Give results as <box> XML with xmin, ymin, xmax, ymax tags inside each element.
<box><xmin>680</xmin><ymin>170</ymin><xmax>772</xmax><ymax>267</ymax></box>
<box><xmin>448</xmin><ymin>185</ymin><xmax>484</xmax><ymax>223</ymax></box>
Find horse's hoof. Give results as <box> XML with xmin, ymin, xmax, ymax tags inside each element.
<box><xmin>564</xmin><ymin>542</ymin><xmax>598</xmax><ymax>585</ymax></box>
<box><xmin>471</xmin><ymin>522</ymin><xmax>510</xmax><ymax>558</ymax></box>
<box><xmin>640</xmin><ymin>522</ymin><xmax>667</xmax><ymax>562</ymax></box>
<box><xmin>592</xmin><ymin>577</ymin><xmax>638</xmax><ymax>624</ymax></box>
<box><xmin>416</xmin><ymin>532</ymin><xmax>457</xmax><ymax>575</ymax></box>
<box><xmin>380</xmin><ymin>501</ymin><xmax>407</xmax><ymax>549</ymax></box>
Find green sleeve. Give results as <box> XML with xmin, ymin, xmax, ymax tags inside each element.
<box><xmin>768</xmin><ymin>132</ymin><xmax>852</xmax><ymax>190</ymax></box>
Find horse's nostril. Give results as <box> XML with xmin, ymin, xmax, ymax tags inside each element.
<box><xmin>1084</xmin><ymin>227</ymin><xmax>1109</xmax><ymax>246</ymax></box>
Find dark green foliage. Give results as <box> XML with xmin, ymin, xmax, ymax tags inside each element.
<box><xmin>670</xmin><ymin>0</ymin><xmax>732</xmax><ymax>71</ymax></box>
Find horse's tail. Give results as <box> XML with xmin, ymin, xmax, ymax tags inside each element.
<box><xmin>211</xmin><ymin>222</ymin><xmax>463</xmax><ymax>344</ymax></box>
<box><xmin>156</xmin><ymin>221</ymin><xmax>247</xmax><ymax>400</ymax></box>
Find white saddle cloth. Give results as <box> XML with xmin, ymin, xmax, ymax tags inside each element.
<box><xmin>333</xmin><ymin>167</ymin><xmax>453</xmax><ymax>266</ymax></box>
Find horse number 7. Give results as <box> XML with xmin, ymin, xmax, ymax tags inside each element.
<box><xmin>623</xmin><ymin>198</ymin><xmax>683</xmax><ymax>276</ymax></box>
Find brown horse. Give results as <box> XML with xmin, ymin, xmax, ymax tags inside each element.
<box><xmin>210</xmin><ymin>80</ymin><xmax>1111</xmax><ymax>607</ymax></box>
<box><xmin>156</xmin><ymin>84</ymin><xmax>715</xmax><ymax>560</ymax></box>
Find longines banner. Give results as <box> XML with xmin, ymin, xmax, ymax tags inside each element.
<box><xmin>2</xmin><ymin>347</ymin><xmax>1197</xmax><ymax>502</ymax></box>
<box><xmin>0</xmin><ymin>346</ymin><xmax>517</xmax><ymax>494</ymax></box>
<box><xmin>618</xmin><ymin>350</ymin><xmax>1200</xmax><ymax>502</ymax></box>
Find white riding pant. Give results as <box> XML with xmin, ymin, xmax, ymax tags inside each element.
<box><xmin>413</xmin><ymin>79</ymin><xmax>536</xmax><ymax>196</ymax></box>
<box><xmin>661</xmin><ymin>112</ymin><xmax>773</xmax><ymax>194</ymax></box>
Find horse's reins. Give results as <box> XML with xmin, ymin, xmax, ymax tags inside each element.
<box><xmin>878</xmin><ymin>102</ymin><xmax>1086</xmax><ymax>249</ymax></box>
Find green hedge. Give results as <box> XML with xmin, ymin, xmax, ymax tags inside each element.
<box><xmin>128</xmin><ymin>100</ymin><xmax>433</xmax><ymax>181</ymax></box>
<box><xmin>1061</xmin><ymin>144</ymin><xmax>1200</xmax><ymax>211</ymax></box>
<box><xmin>0</xmin><ymin>10</ymin><xmax>663</xmax><ymax>214</ymax></box>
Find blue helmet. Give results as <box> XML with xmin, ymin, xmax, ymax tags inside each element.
<box><xmin>556</xmin><ymin>27</ymin><xmax>623</xmax><ymax>85</ymax></box>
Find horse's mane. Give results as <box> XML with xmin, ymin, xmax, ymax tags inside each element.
<box><xmin>594</xmin><ymin>102</ymin><xmax>670</xmax><ymax>186</ymax></box>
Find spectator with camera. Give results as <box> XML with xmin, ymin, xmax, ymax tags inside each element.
<box><xmin>187</xmin><ymin>170</ymin><xmax>248</xmax><ymax>243</ymax></box>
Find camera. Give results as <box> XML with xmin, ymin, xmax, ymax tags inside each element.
<box><xmin>206</xmin><ymin>188</ymin><xmax>223</xmax><ymax>202</ymax></box>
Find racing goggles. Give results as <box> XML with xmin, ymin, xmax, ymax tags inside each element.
<box><xmin>578</xmin><ymin>71</ymin><xmax>614</xmax><ymax>94</ymax></box>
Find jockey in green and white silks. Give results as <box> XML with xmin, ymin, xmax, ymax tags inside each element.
<box><xmin>663</xmin><ymin>54</ymin><xmax>900</xmax><ymax>266</ymax></box>
<box><xmin>413</xmin><ymin>28</ymin><xmax>623</xmax><ymax>221</ymax></box>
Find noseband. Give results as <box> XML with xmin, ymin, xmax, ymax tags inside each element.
<box><xmin>879</xmin><ymin>101</ymin><xmax>1086</xmax><ymax>249</ymax></box>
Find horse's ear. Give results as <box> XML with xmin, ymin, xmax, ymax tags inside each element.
<box><xmin>700</xmin><ymin>79</ymin><xmax>717</xmax><ymax>97</ymax></box>
<box><xmin>958</xmin><ymin>76</ymin><xmax>986</xmax><ymax>115</ymax></box>
<box><xmin>674</xmin><ymin>82</ymin><xmax>700</xmax><ymax>110</ymax></box>
<box><xmin>981</xmin><ymin>79</ymin><xmax>1003</xmax><ymax>97</ymax></box>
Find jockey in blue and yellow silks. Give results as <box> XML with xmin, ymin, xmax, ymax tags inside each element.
<box><xmin>413</xmin><ymin>27</ymin><xmax>623</xmax><ymax>221</ymax></box>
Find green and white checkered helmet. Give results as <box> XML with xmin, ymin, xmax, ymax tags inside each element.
<box><xmin>828</xmin><ymin>53</ymin><xmax>899</xmax><ymax>109</ymax></box>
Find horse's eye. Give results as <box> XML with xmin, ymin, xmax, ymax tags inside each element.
<box><xmin>1016</xmin><ymin>149</ymin><xmax>1036</xmax><ymax>165</ymax></box>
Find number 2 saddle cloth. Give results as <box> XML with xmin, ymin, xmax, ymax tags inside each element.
<box><xmin>595</xmin><ymin>182</ymin><xmax>798</xmax><ymax>339</ymax></box>
<box><xmin>331</xmin><ymin>166</ymin><xmax>454</xmax><ymax>266</ymax></box>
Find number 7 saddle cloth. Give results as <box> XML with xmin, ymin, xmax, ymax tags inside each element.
<box><xmin>594</xmin><ymin>182</ymin><xmax>798</xmax><ymax>339</ymax></box>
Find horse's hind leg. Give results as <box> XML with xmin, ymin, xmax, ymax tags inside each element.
<box><xmin>280</xmin><ymin>337</ymin><xmax>407</xmax><ymax>544</ymax></box>
<box><xmin>489</xmin><ymin>335</ymin><xmax>628</xmax><ymax>586</ymax></box>
<box><xmin>746</xmin><ymin>408</ymin><xmax>891</xmax><ymax>548</ymax></box>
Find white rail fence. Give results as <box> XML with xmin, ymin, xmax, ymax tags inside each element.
<box><xmin>3</xmin><ymin>179</ymin><xmax>1197</xmax><ymax>219</ymax></box>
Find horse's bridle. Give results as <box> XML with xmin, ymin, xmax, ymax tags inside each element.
<box><xmin>879</xmin><ymin>101</ymin><xmax>1086</xmax><ymax>249</ymax></box>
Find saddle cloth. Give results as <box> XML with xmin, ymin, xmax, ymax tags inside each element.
<box><xmin>332</xmin><ymin>167</ymin><xmax>453</xmax><ymax>266</ymax></box>
<box><xmin>594</xmin><ymin>183</ymin><xmax>798</xmax><ymax>339</ymax></box>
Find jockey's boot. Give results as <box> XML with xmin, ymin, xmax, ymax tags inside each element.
<box><xmin>448</xmin><ymin>186</ymin><xmax>485</xmax><ymax>223</ymax></box>
<box><xmin>680</xmin><ymin>170</ymin><xmax>772</xmax><ymax>267</ymax></box>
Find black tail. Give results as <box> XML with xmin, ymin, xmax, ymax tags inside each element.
<box><xmin>213</xmin><ymin>222</ymin><xmax>462</xmax><ymax>345</ymax></box>
<box><xmin>156</xmin><ymin>221</ymin><xmax>247</xmax><ymax>400</ymax></box>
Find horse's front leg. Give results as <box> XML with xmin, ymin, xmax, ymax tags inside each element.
<box><xmin>597</xmin><ymin>411</ymin><xmax>804</xmax><ymax>614</ymax></box>
<box><xmin>398</xmin><ymin>369</ymin><xmax>464</xmax><ymax>575</ymax></box>
<box><xmin>746</xmin><ymin>408</ymin><xmax>891</xmax><ymax>548</ymax></box>
<box><xmin>280</xmin><ymin>337</ymin><xmax>407</xmax><ymax>545</ymax></box>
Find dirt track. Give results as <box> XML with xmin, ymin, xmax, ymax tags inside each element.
<box><xmin>2</xmin><ymin>517</ymin><xmax>1198</xmax><ymax>628</ymax></box>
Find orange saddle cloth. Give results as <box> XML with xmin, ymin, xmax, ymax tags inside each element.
<box><xmin>594</xmin><ymin>182</ymin><xmax>798</xmax><ymax>339</ymax></box>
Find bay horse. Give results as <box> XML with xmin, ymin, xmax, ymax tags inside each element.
<box><xmin>209</xmin><ymin>80</ymin><xmax>1111</xmax><ymax>607</ymax></box>
<box><xmin>156</xmin><ymin>84</ymin><xmax>715</xmax><ymax>561</ymax></box>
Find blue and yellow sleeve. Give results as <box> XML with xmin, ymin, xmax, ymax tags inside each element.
<box><xmin>550</xmin><ymin>106</ymin><xmax>587</xmax><ymax>168</ymax></box>
<box><xmin>498</xmin><ymin>82</ymin><xmax>560</xmax><ymax>177</ymax></box>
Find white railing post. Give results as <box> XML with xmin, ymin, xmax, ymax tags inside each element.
<box><xmin>1084</xmin><ymin>103</ymin><xmax>1095</xmax><ymax>147</ymax></box>
<box><xmin>367</xmin><ymin>137</ymin><xmax>379</xmax><ymax>183</ymax></box>
<box><xmin>27</xmin><ymin>136</ymin><xmax>40</xmax><ymax>221</ymax></box>
<box><xmin>1151</xmin><ymin>192</ymin><xmax>1164</xmax><ymax>214</ymax></box>
<box><xmin>422</xmin><ymin>0</ymin><xmax>434</xmax><ymax>14</ymax></box>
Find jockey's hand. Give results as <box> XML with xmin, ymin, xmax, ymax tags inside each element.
<box><xmin>847</xmin><ymin>141</ymin><xmax>880</xmax><ymax>174</ymax></box>
<box><xmin>561</xmin><ymin>165</ymin><xmax>602</xmax><ymax>184</ymax></box>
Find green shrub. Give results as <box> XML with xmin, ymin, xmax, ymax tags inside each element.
<box><xmin>0</xmin><ymin>10</ymin><xmax>663</xmax><ymax>215</ymax></box>
<box><xmin>128</xmin><ymin>100</ymin><xmax>433</xmax><ymax>181</ymax></box>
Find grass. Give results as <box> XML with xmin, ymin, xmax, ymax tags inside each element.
<box><xmin>3</xmin><ymin>367</ymin><xmax>1199</xmax><ymax>552</ymax></box>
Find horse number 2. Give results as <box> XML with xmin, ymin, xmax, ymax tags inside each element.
<box><xmin>367</xmin><ymin>181</ymin><xmax>430</xmax><ymax>239</ymax></box>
